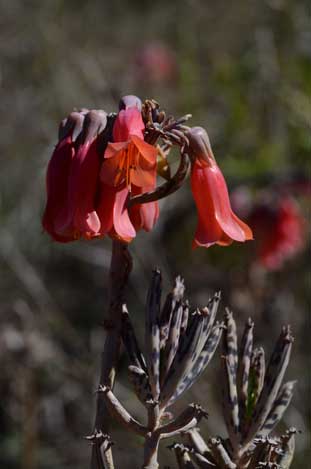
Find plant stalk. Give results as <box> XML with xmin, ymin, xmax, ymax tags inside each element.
<box><xmin>143</xmin><ymin>432</ymin><xmax>161</xmax><ymax>469</ymax></box>
<box><xmin>142</xmin><ymin>402</ymin><xmax>162</xmax><ymax>469</ymax></box>
<box><xmin>91</xmin><ymin>240</ymin><xmax>133</xmax><ymax>469</ymax></box>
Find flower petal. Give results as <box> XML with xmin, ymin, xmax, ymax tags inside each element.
<box><xmin>42</xmin><ymin>136</ymin><xmax>75</xmax><ymax>240</ymax></box>
<box><xmin>113</xmin><ymin>187</ymin><xmax>136</xmax><ymax>241</ymax></box>
<box><xmin>191</xmin><ymin>164</ymin><xmax>228</xmax><ymax>247</ymax></box>
<box><xmin>130</xmin><ymin>163</ymin><xmax>157</xmax><ymax>188</ymax></box>
<box><xmin>192</xmin><ymin>219</ymin><xmax>223</xmax><ymax>248</ymax></box>
<box><xmin>72</xmin><ymin>141</ymin><xmax>101</xmax><ymax>236</ymax></box>
<box><xmin>130</xmin><ymin>134</ymin><xmax>158</xmax><ymax>165</ymax></box>
<box><xmin>101</xmin><ymin>146</ymin><xmax>127</xmax><ymax>186</ymax></box>
<box><xmin>231</xmin><ymin>211</ymin><xmax>253</xmax><ymax>240</ymax></box>
<box><xmin>129</xmin><ymin>185</ymin><xmax>159</xmax><ymax>232</ymax></box>
<box><xmin>113</xmin><ymin>108</ymin><xmax>144</xmax><ymax>141</ymax></box>
<box><xmin>191</xmin><ymin>160</ymin><xmax>253</xmax><ymax>247</ymax></box>
<box><xmin>128</xmin><ymin>140</ymin><xmax>157</xmax><ymax>187</ymax></box>
<box><xmin>96</xmin><ymin>183</ymin><xmax>116</xmax><ymax>234</ymax></box>
<box><xmin>205</xmin><ymin>163</ymin><xmax>247</xmax><ymax>241</ymax></box>
<box><xmin>104</xmin><ymin>141</ymin><xmax>128</xmax><ymax>159</ymax></box>
<box><xmin>56</xmin><ymin>140</ymin><xmax>100</xmax><ymax>238</ymax></box>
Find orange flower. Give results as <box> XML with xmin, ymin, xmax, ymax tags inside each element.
<box><xmin>101</xmin><ymin>108</ymin><xmax>157</xmax><ymax>190</ymax></box>
<box><xmin>99</xmin><ymin>105</ymin><xmax>159</xmax><ymax>242</ymax></box>
<box><xmin>186</xmin><ymin>127</ymin><xmax>253</xmax><ymax>248</ymax></box>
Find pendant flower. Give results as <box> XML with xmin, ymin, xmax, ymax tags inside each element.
<box><xmin>186</xmin><ymin>127</ymin><xmax>253</xmax><ymax>248</ymax></box>
<box><xmin>43</xmin><ymin>97</ymin><xmax>253</xmax><ymax>248</ymax></box>
<box><xmin>99</xmin><ymin>105</ymin><xmax>159</xmax><ymax>242</ymax></box>
<box><xmin>42</xmin><ymin>110</ymin><xmax>108</xmax><ymax>242</ymax></box>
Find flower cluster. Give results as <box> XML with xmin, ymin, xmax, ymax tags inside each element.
<box><xmin>43</xmin><ymin>96</ymin><xmax>159</xmax><ymax>242</ymax></box>
<box><xmin>42</xmin><ymin>95</ymin><xmax>253</xmax><ymax>248</ymax></box>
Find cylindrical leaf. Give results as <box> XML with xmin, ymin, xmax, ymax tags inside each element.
<box><xmin>128</xmin><ymin>365</ymin><xmax>153</xmax><ymax>405</ymax></box>
<box><xmin>160</xmin><ymin>301</ymin><xmax>184</xmax><ymax>386</ymax></box>
<box><xmin>245</xmin><ymin>326</ymin><xmax>293</xmax><ymax>445</ymax></box>
<box><xmin>169</xmin><ymin>324</ymin><xmax>223</xmax><ymax>405</ymax></box>
<box><xmin>222</xmin><ymin>310</ymin><xmax>240</xmax><ymax>448</ymax></box>
<box><xmin>160</xmin><ymin>313</ymin><xmax>205</xmax><ymax>407</ymax></box>
<box><xmin>145</xmin><ymin>270</ymin><xmax>162</xmax><ymax>400</ymax></box>
<box><xmin>257</xmin><ymin>381</ymin><xmax>296</xmax><ymax>438</ymax></box>
<box><xmin>121</xmin><ymin>306</ymin><xmax>146</xmax><ymax>370</ymax></box>
<box><xmin>237</xmin><ymin>318</ymin><xmax>254</xmax><ymax>429</ymax></box>
<box><xmin>159</xmin><ymin>276</ymin><xmax>185</xmax><ymax>349</ymax></box>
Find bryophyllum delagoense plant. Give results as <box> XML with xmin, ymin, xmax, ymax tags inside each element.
<box><xmin>41</xmin><ymin>95</ymin><xmax>296</xmax><ymax>468</ymax></box>
<box><xmin>42</xmin><ymin>95</ymin><xmax>253</xmax><ymax>246</ymax></box>
<box><xmin>170</xmin><ymin>312</ymin><xmax>296</xmax><ymax>469</ymax></box>
<box><xmin>95</xmin><ymin>270</ymin><xmax>222</xmax><ymax>468</ymax></box>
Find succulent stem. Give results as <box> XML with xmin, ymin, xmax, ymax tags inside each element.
<box><xmin>90</xmin><ymin>240</ymin><xmax>133</xmax><ymax>469</ymax></box>
<box><xmin>143</xmin><ymin>433</ymin><xmax>161</xmax><ymax>469</ymax></box>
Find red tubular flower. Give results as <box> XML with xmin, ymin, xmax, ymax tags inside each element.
<box><xmin>250</xmin><ymin>196</ymin><xmax>305</xmax><ymax>270</ymax></box>
<box><xmin>186</xmin><ymin>127</ymin><xmax>253</xmax><ymax>248</ymax></box>
<box><xmin>42</xmin><ymin>110</ymin><xmax>108</xmax><ymax>242</ymax></box>
<box><xmin>99</xmin><ymin>105</ymin><xmax>159</xmax><ymax>242</ymax></box>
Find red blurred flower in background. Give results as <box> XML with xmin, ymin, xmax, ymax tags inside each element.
<box><xmin>135</xmin><ymin>42</ymin><xmax>177</xmax><ymax>84</ymax></box>
<box><xmin>186</xmin><ymin>127</ymin><xmax>253</xmax><ymax>248</ymax></box>
<box><xmin>249</xmin><ymin>195</ymin><xmax>306</xmax><ymax>271</ymax></box>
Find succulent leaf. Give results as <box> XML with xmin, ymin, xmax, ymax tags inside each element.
<box><xmin>160</xmin><ymin>313</ymin><xmax>206</xmax><ymax>406</ymax></box>
<box><xmin>222</xmin><ymin>310</ymin><xmax>240</xmax><ymax>447</ymax></box>
<box><xmin>145</xmin><ymin>269</ymin><xmax>162</xmax><ymax>400</ymax></box>
<box><xmin>180</xmin><ymin>300</ymin><xmax>190</xmax><ymax>335</ymax></box>
<box><xmin>245</xmin><ymin>327</ymin><xmax>293</xmax><ymax>444</ymax></box>
<box><xmin>237</xmin><ymin>318</ymin><xmax>254</xmax><ymax>428</ymax></box>
<box><xmin>258</xmin><ymin>381</ymin><xmax>296</xmax><ymax>438</ymax></box>
<box><xmin>160</xmin><ymin>300</ymin><xmax>184</xmax><ymax>386</ymax></box>
<box><xmin>169</xmin><ymin>443</ymin><xmax>197</xmax><ymax>469</ymax></box>
<box><xmin>160</xmin><ymin>404</ymin><xmax>208</xmax><ymax>437</ymax></box>
<box><xmin>276</xmin><ymin>429</ymin><xmax>296</xmax><ymax>468</ymax></box>
<box><xmin>178</xmin><ymin>313</ymin><xmax>296</xmax><ymax>469</ymax></box>
<box><xmin>159</xmin><ymin>276</ymin><xmax>185</xmax><ymax>349</ymax></box>
<box><xmin>208</xmin><ymin>438</ymin><xmax>236</xmax><ymax>469</ymax></box>
<box><xmin>122</xmin><ymin>306</ymin><xmax>146</xmax><ymax>370</ymax></box>
<box><xmin>169</xmin><ymin>323</ymin><xmax>223</xmax><ymax>405</ymax></box>
<box><xmin>246</xmin><ymin>347</ymin><xmax>265</xmax><ymax>422</ymax></box>
<box><xmin>128</xmin><ymin>365</ymin><xmax>153</xmax><ymax>405</ymax></box>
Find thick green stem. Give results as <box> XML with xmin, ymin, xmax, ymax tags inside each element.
<box><xmin>91</xmin><ymin>240</ymin><xmax>133</xmax><ymax>469</ymax></box>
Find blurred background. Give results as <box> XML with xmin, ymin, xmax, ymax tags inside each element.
<box><xmin>0</xmin><ymin>0</ymin><xmax>310</xmax><ymax>467</ymax></box>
